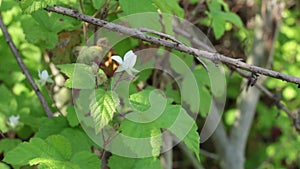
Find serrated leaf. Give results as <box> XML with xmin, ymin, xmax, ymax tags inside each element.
<box><xmin>3</xmin><ymin>135</ymin><xmax>79</xmax><ymax>167</ymax></box>
<box><xmin>57</xmin><ymin>63</ymin><xmax>95</xmax><ymax>89</ymax></box>
<box><xmin>29</xmin><ymin>158</ymin><xmax>78</xmax><ymax>169</ymax></box>
<box><xmin>19</xmin><ymin>0</ymin><xmax>55</xmax><ymax>14</ymax></box>
<box><xmin>71</xmin><ymin>151</ymin><xmax>101</xmax><ymax>169</ymax></box>
<box><xmin>3</xmin><ymin>138</ymin><xmax>52</xmax><ymax>165</ymax></box>
<box><xmin>108</xmin><ymin>155</ymin><xmax>162</xmax><ymax>169</ymax></box>
<box><xmin>90</xmin><ymin>88</ymin><xmax>119</xmax><ymax>133</ymax></box>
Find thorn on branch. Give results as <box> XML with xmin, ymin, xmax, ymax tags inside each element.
<box><xmin>246</xmin><ymin>73</ymin><xmax>259</xmax><ymax>91</ymax></box>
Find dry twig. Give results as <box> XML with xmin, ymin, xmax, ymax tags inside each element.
<box><xmin>45</xmin><ymin>5</ymin><xmax>300</xmax><ymax>86</ymax></box>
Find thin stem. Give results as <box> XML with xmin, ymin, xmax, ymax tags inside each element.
<box><xmin>0</xmin><ymin>14</ymin><xmax>53</xmax><ymax>118</ymax></box>
<box><xmin>112</xmin><ymin>71</ymin><xmax>125</xmax><ymax>90</ymax></box>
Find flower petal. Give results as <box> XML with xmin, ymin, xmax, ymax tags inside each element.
<box><xmin>38</xmin><ymin>69</ymin><xmax>42</xmax><ymax>78</ymax></box>
<box><xmin>123</xmin><ymin>50</ymin><xmax>137</xmax><ymax>68</ymax></box>
<box><xmin>111</xmin><ymin>55</ymin><xmax>123</xmax><ymax>64</ymax></box>
<box><xmin>114</xmin><ymin>65</ymin><xmax>126</xmax><ymax>73</ymax></box>
<box><xmin>41</xmin><ymin>70</ymin><xmax>49</xmax><ymax>80</ymax></box>
<box><xmin>125</xmin><ymin>69</ymin><xmax>133</xmax><ymax>76</ymax></box>
<box><xmin>130</xmin><ymin>67</ymin><xmax>139</xmax><ymax>73</ymax></box>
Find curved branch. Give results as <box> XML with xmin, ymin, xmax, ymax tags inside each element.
<box><xmin>0</xmin><ymin>14</ymin><xmax>53</xmax><ymax>118</ymax></box>
<box><xmin>45</xmin><ymin>5</ymin><xmax>300</xmax><ymax>85</ymax></box>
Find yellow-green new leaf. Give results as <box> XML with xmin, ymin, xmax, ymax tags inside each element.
<box><xmin>90</xmin><ymin>89</ymin><xmax>120</xmax><ymax>134</ymax></box>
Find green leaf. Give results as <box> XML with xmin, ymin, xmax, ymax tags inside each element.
<box><xmin>46</xmin><ymin>135</ymin><xmax>72</xmax><ymax>160</ymax></box>
<box><xmin>0</xmin><ymin>162</ymin><xmax>10</xmax><ymax>169</ymax></box>
<box><xmin>0</xmin><ymin>138</ymin><xmax>22</xmax><ymax>155</ymax></box>
<box><xmin>220</xmin><ymin>12</ymin><xmax>243</xmax><ymax>28</ymax></box>
<box><xmin>92</xmin><ymin>0</ymin><xmax>105</xmax><ymax>9</ymax></box>
<box><xmin>119</xmin><ymin>119</ymin><xmax>162</xmax><ymax>157</ymax></box>
<box><xmin>165</xmin><ymin>85</ymin><xmax>181</xmax><ymax>103</ymax></box>
<box><xmin>3</xmin><ymin>137</ymin><xmax>54</xmax><ymax>165</ymax></box>
<box><xmin>155</xmin><ymin>105</ymin><xmax>200</xmax><ymax>161</ymax></box>
<box><xmin>3</xmin><ymin>135</ymin><xmax>82</xmax><ymax>167</ymax></box>
<box><xmin>207</xmin><ymin>0</ymin><xmax>243</xmax><ymax>39</ymax></box>
<box><xmin>212</xmin><ymin>15</ymin><xmax>226</xmax><ymax>39</ymax></box>
<box><xmin>34</xmin><ymin>116</ymin><xmax>69</xmax><ymax>138</ymax></box>
<box><xmin>66</xmin><ymin>106</ymin><xmax>79</xmax><ymax>127</ymax></box>
<box><xmin>29</xmin><ymin>158</ymin><xmax>78</xmax><ymax>169</ymax></box>
<box><xmin>181</xmin><ymin>67</ymin><xmax>211</xmax><ymax>116</ymax></box>
<box><xmin>0</xmin><ymin>85</ymin><xmax>18</xmax><ymax>115</ymax></box>
<box><xmin>127</xmin><ymin>89</ymin><xmax>167</xmax><ymax>124</ymax></box>
<box><xmin>19</xmin><ymin>0</ymin><xmax>55</xmax><ymax>14</ymax></box>
<box><xmin>0</xmin><ymin>113</ymin><xmax>8</xmax><ymax>133</ymax></box>
<box><xmin>152</xmin><ymin>0</ymin><xmax>184</xmax><ymax>17</ymax></box>
<box><xmin>182</xmin><ymin>123</ymin><xmax>200</xmax><ymax>161</ymax></box>
<box><xmin>90</xmin><ymin>88</ymin><xmax>120</xmax><ymax>133</ymax></box>
<box><xmin>21</xmin><ymin>15</ymin><xmax>58</xmax><ymax>49</ymax></box>
<box><xmin>57</xmin><ymin>63</ymin><xmax>96</xmax><ymax>89</ymax></box>
<box><xmin>0</xmin><ymin>0</ymin><xmax>18</xmax><ymax>11</ymax></box>
<box><xmin>32</xmin><ymin>10</ymin><xmax>80</xmax><ymax>33</ymax></box>
<box><xmin>108</xmin><ymin>155</ymin><xmax>162</xmax><ymax>169</ymax></box>
<box><xmin>169</xmin><ymin>51</ymin><xmax>194</xmax><ymax>75</ymax></box>
<box><xmin>128</xmin><ymin>89</ymin><xmax>152</xmax><ymax>111</ymax></box>
<box><xmin>60</xmin><ymin>128</ymin><xmax>92</xmax><ymax>154</ymax></box>
<box><xmin>119</xmin><ymin>0</ymin><xmax>156</xmax><ymax>15</ymax></box>
<box><xmin>71</xmin><ymin>151</ymin><xmax>101</xmax><ymax>169</ymax></box>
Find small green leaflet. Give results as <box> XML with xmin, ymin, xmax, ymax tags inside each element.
<box><xmin>90</xmin><ymin>88</ymin><xmax>120</xmax><ymax>134</ymax></box>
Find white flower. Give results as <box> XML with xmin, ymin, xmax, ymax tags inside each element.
<box><xmin>111</xmin><ymin>50</ymin><xmax>139</xmax><ymax>76</ymax></box>
<box><xmin>8</xmin><ymin>115</ymin><xmax>20</xmax><ymax>128</ymax></box>
<box><xmin>38</xmin><ymin>69</ymin><xmax>53</xmax><ymax>86</ymax></box>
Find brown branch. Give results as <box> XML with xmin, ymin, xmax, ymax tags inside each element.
<box><xmin>0</xmin><ymin>14</ymin><xmax>53</xmax><ymax>118</ymax></box>
<box><xmin>229</xmin><ymin>65</ymin><xmax>300</xmax><ymax>131</ymax></box>
<box><xmin>45</xmin><ymin>5</ymin><xmax>300</xmax><ymax>86</ymax></box>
